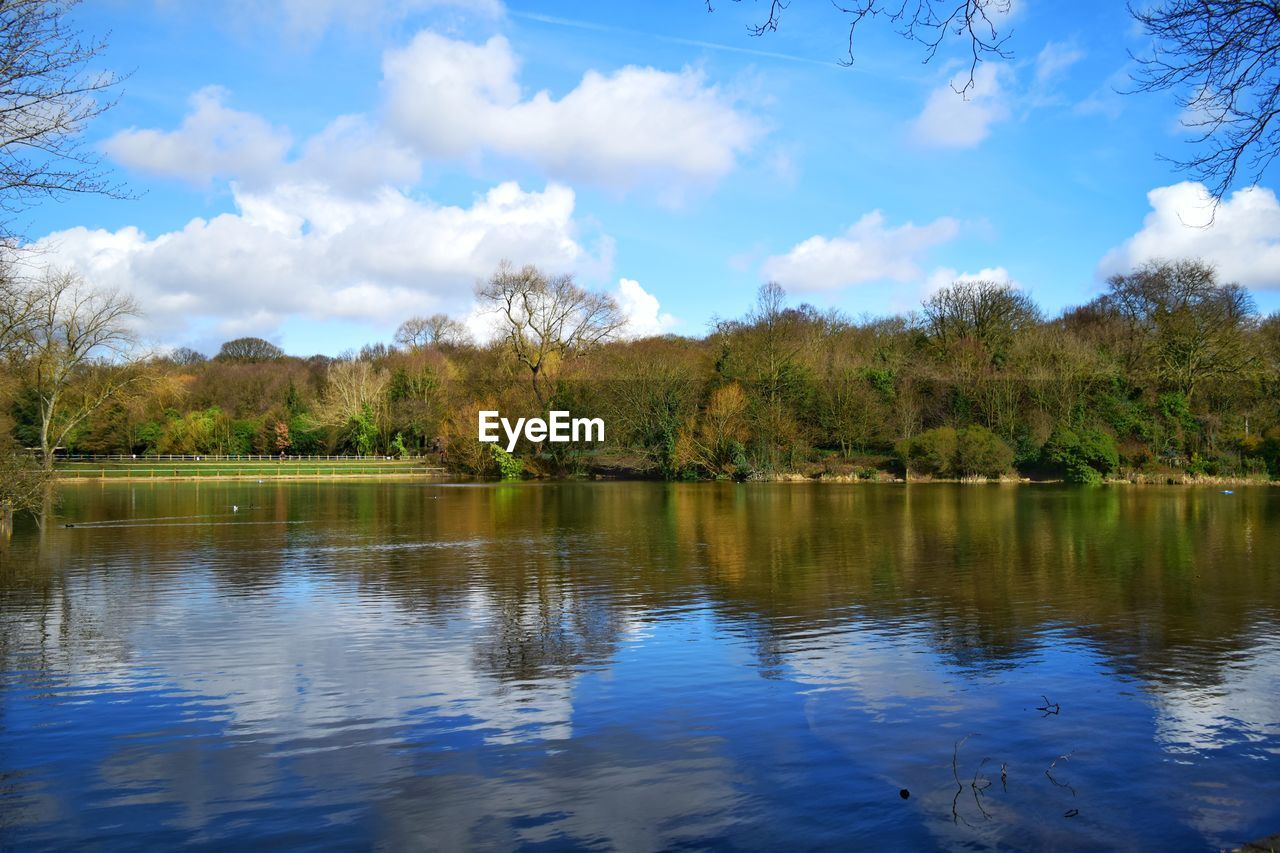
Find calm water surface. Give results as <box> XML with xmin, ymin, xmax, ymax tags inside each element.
<box><xmin>1</xmin><ymin>482</ymin><xmax>1277</xmax><ymax>851</ymax></box>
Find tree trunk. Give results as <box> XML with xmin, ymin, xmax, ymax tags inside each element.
<box><xmin>39</xmin><ymin>397</ymin><xmax>54</xmax><ymax>473</ymax></box>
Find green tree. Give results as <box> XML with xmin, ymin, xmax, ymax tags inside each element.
<box><xmin>351</xmin><ymin>404</ymin><xmax>379</xmax><ymax>456</ymax></box>
<box><xmin>1042</xmin><ymin>426</ymin><xmax>1119</xmax><ymax>484</ymax></box>
<box><xmin>955</xmin><ymin>425</ymin><xmax>1014</xmax><ymax>478</ymax></box>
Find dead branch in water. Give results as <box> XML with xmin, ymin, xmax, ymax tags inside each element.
<box><xmin>950</xmin><ymin>735</ymin><xmax>998</xmax><ymax>823</ymax></box>
<box><xmin>951</xmin><ymin>734</ymin><xmax>975</xmax><ymax>827</ymax></box>
<box><xmin>971</xmin><ymin>757</ymin><xmax>994</xmax><ymax>819</ymax></box>
<box><xmin>1045</xmin><ymin>751</ymin><xmax>1076</xmax><ymax>797</ymax></box>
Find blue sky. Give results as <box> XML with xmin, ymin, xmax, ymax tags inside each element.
<box><xmin>24</xmin><ymin>0</ymin><xmax>1280</xmax><ymax>356</ymax></box>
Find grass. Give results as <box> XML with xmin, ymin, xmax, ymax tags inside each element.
<box><xmin>55</xmin><ymin>458</ymin><xmax>446</xmax><ymax>480</ymax></box>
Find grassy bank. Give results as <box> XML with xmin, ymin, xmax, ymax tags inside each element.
<box><xmin>55</xmin><ymin>458</ymin><xmax>447</xmax><ymax>481</ymax></box>
<box><xmin>50</xmin><ymin>457</ymin><xmax>1276</xmax><ymax>485</ymax></box>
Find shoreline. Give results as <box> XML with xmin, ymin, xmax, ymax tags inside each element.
<box><xmin>53</xmin><ymin>472</ymin><xmax>450</xmax><ymax>483</ymax></box>
<box><xmin>50</xmin><ymin>470</ymin><xmax>1278</xmax><ymax>486</ymax></box>
<box><xmin>769</xmin><ymin>472</ymin><xmax>1277</xmax><ymax>487</ymax></box>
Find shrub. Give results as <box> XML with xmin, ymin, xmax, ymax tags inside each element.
<box><xmin>1042</xmin><ymin>425</ymin><xmax>1119</xmax><ymax>484</ymax></box>
<box><xmin>955</xmin><ymin>425</ymin><xmax>1015</xmax><ymax>478</ymax></box>
<box><xmin>491</xmin><ymin>445</ymin><xmax>524</xmax><ymax>480</ymax></box>
<box><xmin>896</xmin><ymin>426</ymin><xmax>957</xmax><ymax>477</ymax></box>
<box><xmin>896</xmin><ymin>425</ymin><xmax>1014</xmax><ymax>479</ymax></box>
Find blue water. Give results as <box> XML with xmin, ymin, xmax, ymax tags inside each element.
<box><xmin>1</xmin><ymin>481</ymin><xmax>1277</xmax><ymax>850</ymax></box>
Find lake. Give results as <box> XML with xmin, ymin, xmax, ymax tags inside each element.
<box><xmin>1</xmin><ymin>481</ymin><xmax>1277</xmax><ymax>850</ymax></box>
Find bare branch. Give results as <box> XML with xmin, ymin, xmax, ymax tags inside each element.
<box><xmin>1129</xmin><ymin>1</ymin><xmax>1280</xmax><ymax>200</ymax></box>
<box><xmin>706</xmin><ymin>0</ymin><xmax>1013</xmax><ymax>93</ymax></box>
<box><xmin>0</xmin><ymin>0</ymin><xmax>127</xmax><ymax>239</ymax></box>
<box><xmin>477</xmin><ymin>262</ymin><xmax>627</xmax><ymax>406</ymax></box>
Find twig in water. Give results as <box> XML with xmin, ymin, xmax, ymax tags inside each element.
<box><xmin>951</xmin><ymin>734</ymin><xmax>975</xmax><ymax>827</ymax></box>
<box><xmin>1036</xmin><ymin>695</ymin><xmax>1060</xmax><ymax>716</ymax></box>
<box><xmin>1000</xmin><ymin>761</ymin><xmax>1008</xmax><ymax>792</ymax></box>
<box><xmin>1045</xmin><ymin>751</ymin><xmax>1076</xmax><ymax>797</ymax></box>
<box><xmin>971</xmin><ymin>757</ymin><xmax>993</xmax><ymax>820</ymax></box>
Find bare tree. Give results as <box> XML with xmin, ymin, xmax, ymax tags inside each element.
<box><xmin>923</xmin><ymin>279</ymin><xmax>1040</xmax><ymax>356</ymax></box>
<box><xmin>214</xmin><ymin>336</ymin><xmax>284</xmax><ymax>363</ymax></box>
<box><xmin>394</xmin><ymin>313</ymin><xmax>472</xmax><ymax>349</ymax></box>
<box><xmin>1130</xmin><ymin>2</ymin><xmax>1280</xmax><ymax>201</ymax></box>
<box><xmin>705</xmin><ymin>0</ymin><xmax>1012</xmax><ymax>93</ymax></box>
<box><xmin>309</xmin><ymin>359</ymin><xmax>390</xmax><ymax>427</ymax></box>
<box><xmin>0</xmin><ymin>273</ymin><xmax>42</xmax><ymax>516</ymax></box>
<box><xmin>0</xmin><ymin>273</ymin><xmax>35</xmax><ymax>355</ymax></box>
<box><xmin>22</xmin><ymin>269</ymin><xmax>143</xmax><ymax>470</ymax></box>
<box><xmin>0</xmin><ymin>449</ymin><xmax>43</xmax><ymax>519</ymax></box>
<box><xmin>0</xmin><ymin>0</ymin><xmax>123</xmax><ymax>237</ymax></box>
<box><xmin>0</xmin><ymin>2</ymin><xmax>123</xmax><ymax>510</ymax></box>
<box><xmin>167</xmin><ymin>346</ymin><xmax>207</xmax><ymax>366</ymax></box>
<box><xmin>477</xmin><ymin>262</ymin><xmax>627</xmax><ymax>405</ymax></box>
<box><xmin>1099</xmin><ymin>258</ymin><xmax>1258</xmax><ymax>404</ymax></box>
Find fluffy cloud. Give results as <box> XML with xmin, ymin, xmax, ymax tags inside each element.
<box><xmin>616</xmin><ymin>279</ymin><xmax>678</xmax><ymax>338</ymax></box>
<box><xmin>294</xmin><ymin>115</ymin><xmax>423</xmax><ymax>194</ymax></box>
<box><xmin>105</xmin><ymin>29</ymin><xmax>761</xmax><ymax>199</ymax></box>
<box><xmin>911</xmin><ymin>64</ymin><xmax>1010</xmax><ymax>148</ymax></box>
<box><xmin>104</xmin><ymin>90</ymin><xmax>421</xmax><ymax>195</ymax></box>
<box><xmin>1100</xmin><ymin>181</ymin><xmax>1280</xmax><ymax>288</ymax></box>
<box><xmin>760</xmin><ymin>211</ymin><xmax>960</xmax><ymax>292</ymax></box>
<box><xmin>911</xmin><ymin>39</ymin><xmax>1084</xmax><ymax>147</ymax></box>
<box><xmin>81</xmin><ymin>27</ymin><xmax>734</xmax><ymax>346</ymax></box>
<box><xmin>382</xmin><ymin>31</ymin><xmax>762</xmax><ymax>194</ymax></box>
<box><xmin>103</xmin><ymin>87</ymin><xmax>292</xmax><ymax>186</ymax></box>
<box><xmin>924</xmin><ymin>265</ymin><xmax>1014</xmax><ymax>294</ymax></box>
<box><xmin>33</xmin><ymin>181</ymin><xmax>609</xmax><ymax>345</ymax></box>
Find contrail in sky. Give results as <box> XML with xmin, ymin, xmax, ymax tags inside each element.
<box><xmin>508</xmin><ymin>9</ymin><xmax>848</xmax><ymax>70</ymax></box>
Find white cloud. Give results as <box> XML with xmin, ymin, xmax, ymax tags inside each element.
<box><xmin>911</xmin><ymin>64</ymin><xmax>1010</xmax><ymax>148</ymax></box>
<box><xmin>924</xmin><ymin>265</ymin><xmax>1014</xmax><ymax>294</ymax></box>
<box><xmin>1100</xmin><ymin>181</ymin><xmax>1280</xmax><ymax>288</ymax></box>
<box><xmin>760</xmin><ymin>211</ymin><xmax>960</xmax><ymax>292</ymax></box>
<box><xmin>1033</xmin><ymin>41</ymin><xmax>1084</xmax><ymax>87</ymax></box>
<box><xmin>105</xmin><ymin>91</ymin><xmax>422</xmax><ymax>196</ymax></box>
<box><xmin>104</xmin><ymin>30</ymin><xmax>760</xmax><ymax>199</ymax></box>
<box><xmin>910</xmin><ymin>38</ymin><xmax>1086</xmax><ymax>147</ymax></box>
<box><xmin>294</xmin><ymin>115</ymin><xmax>422</xmax><ymax>193</ymax></box>
<box><xmin>1029</xmin><ymin>41</ymin><xmax>1085</xmax><ymax>106</ymax></box>
<box><xmin>81</xmin><ymin>27</ymin><xmax>754</xmax><ymax>347</ymax></box>
<box><xmin>32</xmin><ymin>181</ymin><xmax>609</xmax><ymax>344</ymax></box>
<box><xmin>103</xmin><ymin>87</ymin><xmax>292</xmax><ymax>186</ymax></box>
<box><xmin>616</xmin><ymin>278</ymin><xmax>678</xmax><ymax>338</ymax></box>
<box><xmin>381</xmin><ymin>31</ymin><xmax>762</xmax><ymax>194</ymax></box>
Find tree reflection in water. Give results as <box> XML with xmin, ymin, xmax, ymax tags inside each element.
<box><xmin>0</xmin><ymin>481</ymin><xmax>1276</xmax><ymax>849</ymax></box>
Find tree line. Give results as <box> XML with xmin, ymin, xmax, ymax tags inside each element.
<box><xmin>4</xmin><ymin>258</ymin><xmax>1279</xmax><ymax>491</ymax></box>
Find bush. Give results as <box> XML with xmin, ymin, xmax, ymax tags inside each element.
<box><xmin>897</xmin><ymin>425</ymin><xmax>1013</xmax><ymax>479</ymax></box>
<box><xmin>491</xmin><ymin>445</ymin><xmax>524</xmax><ymax>480</ymax></box>
<box><xmin>896</xmin><ymin>427</ymin><xmax>957</xmax><ymax>477</ymax></box>
<box><xmin>955</xmin><ymin>425</ymin><xmax>1015</xmax><ymax>478</ymax></box>
<box><xmin>1041</xmin><ymin>425</ymin><xmax>1119</xmax><ymax>484</ymax></box>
